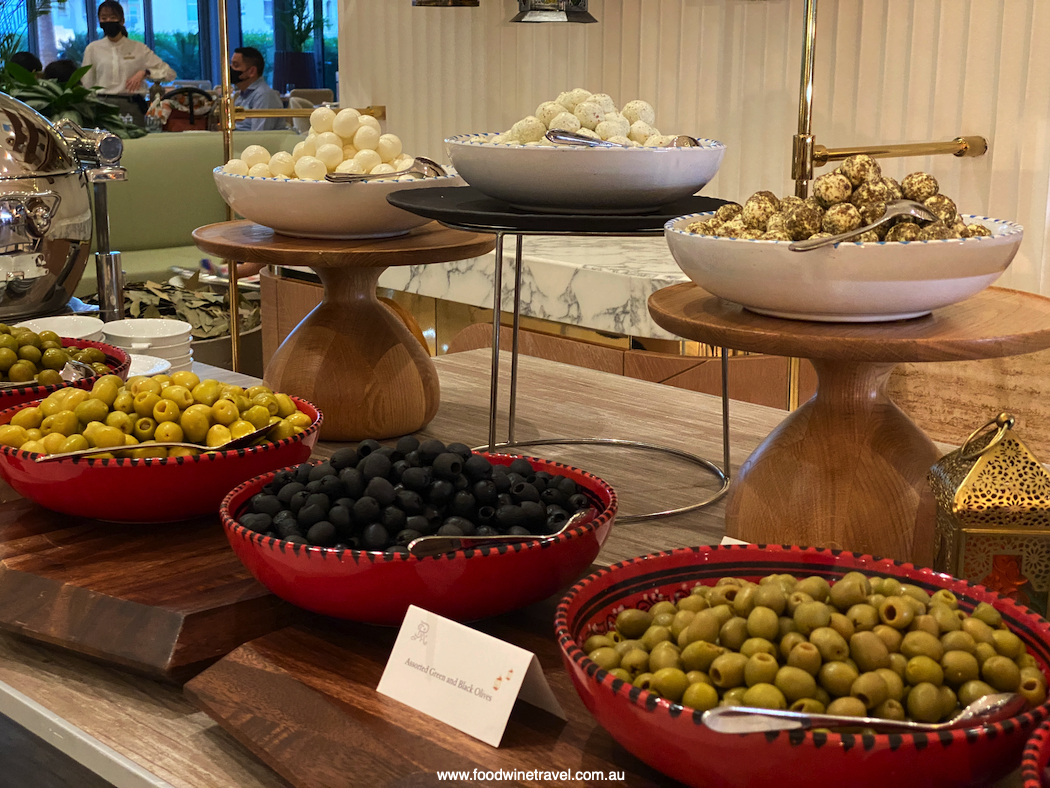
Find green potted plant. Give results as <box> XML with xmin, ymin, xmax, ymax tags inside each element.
<box><xmin>273</xmin><ymin>0</ymin><xmax>319</xmax><ymax>91</ymax></box>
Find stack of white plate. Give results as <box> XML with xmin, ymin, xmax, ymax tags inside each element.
<box><xmin>16</xmin><ymin>315</ymin><xmax>105</xmax><ymax>342</ymax></box>
<box><xmin>102</xmin><ymin>318</ymin><xmax>194</xmax><ymax>373</ymax></box>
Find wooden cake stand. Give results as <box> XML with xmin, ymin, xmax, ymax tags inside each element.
<box><xmin>193</xmin><ymin>221</ymin><xmax>495</xmax><ymax>441</ymax></box>
<box><xmin>649</xmin><ymin>285</ymin><xmax>1050</xmax><ymax>565</ymax></box>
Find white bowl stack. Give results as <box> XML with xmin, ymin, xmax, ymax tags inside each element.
<box><xmin>15</xmin><ymin>316</ymin><xmax>105</xmax><ymax>342</ymax></box>
<box><xmin>102</xmin><ymin>319</ymin><xmax>194</xmax><ymax>373</ymax></box>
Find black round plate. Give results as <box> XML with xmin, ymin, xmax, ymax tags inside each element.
<box><xmin>386</xmin><ymin>186</ymin><xmax>729</xmax><ymax>235</ymax></box>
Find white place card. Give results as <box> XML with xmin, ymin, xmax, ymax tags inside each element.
<box><xmin>377</xmin><ymin>605</ymin><xmax>566</xmax><ymax>747</ymax></box>
<box><xmin>720</xmin><ymin>535</ymin><xmax>752</xmax><ymax>545</ymax></box>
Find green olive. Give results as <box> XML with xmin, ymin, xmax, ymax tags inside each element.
<box><xmin>744</xmin><ymin>653</ymin><xmax>780</xmax><ymax>687</ymax></box>
<box><xmin>649</xmin><ymin>601</ymin><xmax>678</xmax><ymax>619</ymax></box>
<box><xmin>614</xmin><ymin>639</ymin><xmax>644</xmax><ymax>657</ymax></box>
<box><xmin>641</xmin><ymin>625</ymin><xmax>672</xmax><ymax>652</ymax></box>
<box><xmin>616</xmin><ymin>608</ymin><xmax>654</xmax><ymax>639</ymax></box>
<box><xmin>829</xmin><ymin>577</ymin><xmax>868</xmax><ymax>611</ymax></box>
<box><xmin>732</xmin><ymin>585</ymin><xmax>757</xmax><ymax>618</ymax></box>
<box><xmin>810</xmin><ymin>627</ymin><xmax>849</xmax><ymax>663</ymax></box>
<box><xmin>720</xmin><ymin>617</ymin><xmax>750</xmax><ymax>652</ymax></box>
<box><xmin>974</xmin><ymin>642</ymin><xmax>998</xmax><ymax>669</ymax></box>
<box><xmin>818</xmin><ymin>661</ymin><xmax>859</xmax><ymax>697</ymax></box>
<box><xmin>681</xmin><ymin>640</ymin><xmax>724</xmax><ymax>673</ymax></box>
<box><xmin>905</xmin><ymin>655</ymin><xmax>944</xmax><ymax>687</ymax></box>
<box><xmin>872</xmin><ymin>625</ymin><xmax>903</xmax><ymax>653</ymax></box>
<box><xmin>708</xmin><ymin>583</ymin><xmax>743</xmax><ymax>608</ymax></box>
<box><xmin>888</xmin><ymin>652</ymin><xmax>908</xmax><ymax>678</ymax></box>
<box><xmin>709</xmin><ymin>652</ymin><xmax>749</xmax><ymax>689</ymax></box>
<box><xmin>752</xmin><ymin>584</ymin><xmax>787</xmax><ymax>615</ymax></box>
<box><xmin>929</xmin><ymin>603</ymin><xmax>961</xmax><ymax>633</ymax></box>
<box><xmin>582</xmin><ymin>635</ymin><xmax>617</xmax><ymax>653</ymax></box>
<box><xmin>790</xmin><ymin>698</ymin><xmax>826</xmax><ymax>714</ymax></box>
<box><xmin>721</xmin><ymin>687</ymin><xmax>747</xmax><ymax>707</ymax></box>
<box><xmin>907</xmin><ymin>681</ymin><xmax>943</xmax><ymax>723</ymax></box>
<box><xmin>962</xmin><ymin>617</ymin><xmax>996</xmax><ymax>646</ymax></box>
<box><xmin>850</xmin><ymin>671</ymin><xmax>889</xmax><ymax>709</ymax></box>
<box><xmin>651</xmin><ymin>667</ymin><xmax>689</xmax><ymax>703</ymax></box>
<box><xmin>991</xmin><ymin>629</ymin><xmax>1024</xmax><ymax>660</ymax></box>
<box><xmin>608</xmin><ymin>668</ymin><xmax>632</xmax><ymax>683</ymax></box>
<box><xmin>795</xmin><ymin>576</ymin><xmax>830</xmax><ymax>603</ymax></box>
<box><xmin>972</xmin><ymin>602</ymin><xmax>1002</xmax><ymax>629</ymax></box>
<box><xmin>677</xmin><ymin>595</ymin><xmax>709</xmax><ymax>614</ymax></box>
<box><xmin>709</xmin><ymin>604</ymin><xmax>735</xmax><ymax>629</ymax></box>
<box><xmin>941</xmin><ymin>630</ymin><xmax>976</xmax><ymax>655</ymax></box>
<box><xmin>686</xmin><ymin>670</ymin><xmax>712</xmax><ymax>686</ymax></box>
<box><xmin>958</xmin><ymin>679</ymin><xmax>997</xmax><ymax>707</ymax></box>
<box><xmin>742</xmin><ymin>682</ymin><xmax>787</xmax><ymax>710</ymax></box>
<box><xmin>829</xmin><ymin>613</ymin><xmax>855</xmax><ymax>642</ymax></box>
<box><xmin>670</xmin><ymin>610</ymin><xmax>696</xmax><ymax>641</ymax></box>
<box><xmin>850</xmin><ymin>631</ymin><xmax>890</xmax><ymax>673</ymax></box>
<box><xmin>739</xmin><ymin>638</ymin><xmax>777</xmax><ymax>659</ymax></box>
<box><xmin>681</xmin><ymin>681</ymin><xmax>719</xmax><ymax>712</ymax></box>
<box><xmin>1020</xmin><ymin>675</ymin><xmax>1048</xmax><ymax>707</ymax></box>
<box><xmin>826</xmin><ymin>696</ymin><xmax>867</xmax><ymax>717</ymax></box>
<box><xmin>620</xmin><ymin>649</ymin><xmax>649</xmax><ymax>674</ymax></box>
<box><xmin>632</xmin><ymin>672</ymin><xmax>655</xmax><ymax>690</ymax></box>
<box><xmin>901</xmin><ymin>630</ymin><xmax>944</xmax><ymax>662</ymax></box>
<box><xmin>589</xmin><ymin>647</ymin><xmax>620</xmax><ymax>671</ymax></box>
<box><xmin>775</xmin><ymin>665</ymin><xmax>817</xmax><ymax>703</ymax></box>
<box><xmin>900</xmin><ymin>584</ymin><xmax>931</xmax><ymax>607</ymax></box>
<box><xmin>873</xmin><ymin>698</ymin><xmax>906</xmax><ymax>721</ymax></box>
<box><xmin>1018</xmin><ymin>654</ymin><xmax>1039</xmax><ymax>670</ymax></box>
<box><xmin>938</xmin><ymin>685</ymin><xmax>958</xmax><ymax>719</ymax></box>
<box><xmin>909</xmin><ymin>615</ymin><xmax>940</xmax><ymax>638</ymax></box>
<box><xmin>874</xmin><ymin>668</ymin><xmax>904</xmax><ymax>701</ymax></box>
<box><xmin>794</xmin><ymin>601</ymin><xmax>832</xmax><ymax>636</ymax></box>
<box><xmin>652</xmin><ymin>612</ymin><xmax>675</xmax><ymax>629</ymax></box>
<box><xmin>778</xmin><ymin>616</ymin><xmax>798</xmax><ymax>640</ymax></box>
<box><xmin>683</xmin><ymin>610</ymin><xmax>721</xmax><ymax>645</ymax></box>
<box><xmin>930</xmin><ymin>589</ymin><xmax>958</xmax><ymax>610</ymax></box>
<box><xmin>981</xmin><ymin>655</ymin><xmax>1021</xmax><ymax>692</ymax></box>
<box><xmin>787</xmin><ymin>641</ymin><xmax>823</xmax><ymax>676</ymax></box>
<box><xmin>648</xmin><ymin>646</ymin><xmax>683</xmax><ymax>673</ymax></box>
<box><xmin>780</xmin><ymin>631</ymin><xmax>807</xmax><ymax>661</ymax></box>
<box><xmin>879</xmin><ymin>596</ymin><xmax>915</xmax><ymax>630</ymax></box>
<box><xmin>847</xmin><ymin>604</ymin><xmax>880</xmax><ymax>632</ymax></box>
<box><xmin>747</xmin><ymin>606</ymin><xmax>780</xmax><ymax>641</ymax></box>
<box><xmin>940</xmin><ymin>650</ymin><xmax>980</xmax><ymax>688</ymax></box>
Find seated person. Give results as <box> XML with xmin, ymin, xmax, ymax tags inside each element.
<box><xmin>7</xmin><ymin>51</ymin><xmax>42</xmax><ymax>74</ymax></box>
<box><xmin>43</xmin><ymin>59</ymin><xmax>78</xmax><ymax>85</ymax></box>
<box><xmin>230</xmin><ymin>47</ymin><xmax>284</xmax><ymax>131</ymax></box>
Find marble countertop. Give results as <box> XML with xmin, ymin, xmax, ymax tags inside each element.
<box><xmin>373</xmin><ymin>235</ymin><xmax>690</xmax><ymax>341</ymax></box>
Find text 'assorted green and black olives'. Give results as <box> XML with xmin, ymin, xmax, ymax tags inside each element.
<box><xmin>238</xmin><ymin>437</ymin><xmax>592</xmax><ymax>555</ymax></box>
<box><xmin>584</xmin><ymin>572</ymin><xmax>1047</xmax><ymax>723</ymax></box>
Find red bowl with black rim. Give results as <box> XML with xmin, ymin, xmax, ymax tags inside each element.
<box><xmin>220</xmin><ymin>454</ymin><xmax>617</xmax><ymax>624</ymax></box>
<box><xmin>0</xmin><ymin>338</ymin><xmax>131</xmax><ymax>409</ymax></box>
<box><xmin>1023</xmin><ymin>720</ymin><xmax>1050</xmax><ymax>788</ymax></box>
<box><xmin>0</xmin><ymin>397</ymin><xmax>321</xmax><ymax>523</ymax></box>
<box><xmin>555</xmin><ymin>544</ymin><xmax>1050</xmax><ymax>788</ymax></box>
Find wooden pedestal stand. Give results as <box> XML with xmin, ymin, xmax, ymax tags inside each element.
<box><xmin>193</xmin><ymin>221</ymin><xmax>495</xmax><ymax>441</ymax></box>
<box><xmin>649</xmin><ymin>285</ymin><xmax>1050</xmax><ymax>565</ymax></box>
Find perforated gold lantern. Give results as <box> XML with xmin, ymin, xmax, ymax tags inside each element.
<box><xmin>929</xmin><ymin>413</ymin><xmax>1050</xmax><ymax>617</ymax></box>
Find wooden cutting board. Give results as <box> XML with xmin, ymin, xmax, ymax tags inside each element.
<box><xmin>0</xmin><ymin>492</ymin><xmax>290</xmax><ymax>682</ymax></box>
<box><xmin>184</xmin><ymin>600</ymin><xmax>668</xmax><ymax>788</ymax></box>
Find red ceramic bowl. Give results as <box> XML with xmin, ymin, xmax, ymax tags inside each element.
<box><xmin>555</xmin><ymin>544</ymin><xmax>1050</xmax><ymax>788</ymax></box>
<box><xmin>1023</xmin><ymin>720</ymin><xmax>1050</xmax><ymax>788</ymax></box>
<box><xmin>0</xmin><ymin>337</ymin><xmax>130</xmax><ymax>409</ymax></box>
<box><xmin>0</xmin><ymin>397</ymin><xmax>321</xmax><ymax>523</ymax></box>
<box><xmin>220</xmin><ymin>454</ymin><xmax>617</xmax><ymax>624</ymax></box>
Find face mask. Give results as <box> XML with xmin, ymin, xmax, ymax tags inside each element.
<box><xmin>100</xmin><ymin>21</ymin><xmax>122</xmax><ymax>38</ymax></box>
<box><xmin>230</xmin><ymin>68</ymin><xmax>245</xmax><ymax>84</ymax></box>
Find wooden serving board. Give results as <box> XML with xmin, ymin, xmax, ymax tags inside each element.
<box><xmin>0</xmin><ymin>491</ymin><xmax>290</xmax><ymax>682</ymax></box>
<box><xmin>184</xmin><ymin>600</ymin><xmax>668</xmax><ymax>788</ymax></box>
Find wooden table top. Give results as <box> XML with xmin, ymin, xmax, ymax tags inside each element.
<box><xmin>648</xmin><ymin>284</ymin><xmax>1050</xmax><ymax>362</ymax></box>
<box><xmin>0</xmin><ymin>353</ymin><xmax>974</xmax><ymax>788</ymax></box>
<box><xmin>192</xmin><ymin>220</ymin><xmax>496</xmax><ymax>269</ymax></box>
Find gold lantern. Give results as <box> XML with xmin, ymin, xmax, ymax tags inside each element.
<box><xmin>929</xmin><ymin>413</ymin><xmax>1050</xmax><ymax>617</ymax></box>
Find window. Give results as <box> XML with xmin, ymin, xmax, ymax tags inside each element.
<box><xmin>187</xmin><ymin>0</ymin><xmax>198</xmax><ymax>24</ymax></box>
<box><xmin>263</xmin><ymin>0</ymin><xmax>273</xmax><ymax>25</ymax></box>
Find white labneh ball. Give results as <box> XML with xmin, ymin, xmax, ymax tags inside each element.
<box><xmin>248</xmin><ymin>163</ymin><xmax>273</xmax><ymax>178</ymax></box>
<box><xmin>547</xmin><ymin>111</ymin><xmax>581</xmax><ymax>132</ymax></box>
<box><xmin>353</xmin><ymin>125</ymin><xmax>381</xmax><ymax>151</ymax></box>
<box><xmin>555</xmin><ymin>91</ymin><xmax>579</xmax><ymax>112</ymax></box>
<box><xmin>511</xmin><ymin>115</ymin><xmax>546</xmax><ymax>143</ymax></box>
<box><xmin>576</xmin><ymin>128</ymin><xmax>601</xmax><ymax>140</ymax></box>
<box><xmin>315</xmin><ymin>131</ymin><xmax>342</xmax><ymax>150</ymax></box>
<box><xmin>353</xmin><ymin>148</ymin><xmax>382</xmax><ymax>172</ymax></box>
<box><xmin>622</xmin><ymin>100</ymin><xmax>656</xmax><ymax>126</ymax></box>
<box><xmin>376</xmin><ymin>133</ymin><xmax>403</xmax><ymax>162</ymax></box>
<box><xmin>342</xmin><ymin>144</ymin><xmax>358</xmax><ymax>159</ymax></box>
<box><xmin>535</xmin><ymin>101</ymin><xmax>564</xmax><ymax>127</ymax></box>
<box><xmin>643</xmin><ymin>134</ymin><xmax>675</xmax><ymax>148</ymax></box>
<box><xmin>294</xmin><ymin>155</ymin><xmax>327</xmax><ymax>180</ymax></box>
<box><xmin>595</xmin><ymin>120</ymin><xmax>627</xmax><ymax>140</ymax></box>
<box><xmin>335</xmin><ymin>159</ymin><xmax>365</xmax><ymax>174</ymax></box>
<box><xmin>590</xmin><ymin>93</ymin><xmax>617</xmax><ymax>114</ymax></box>
<box><xmin>606</xmin><ymin>135</ymin><xmax>638</xmax><ymax>147</ymax></box>
<box><xmin>316</xmin><ymin>143</ymin><xmax>344</xmax><ymax>171</ymax></box>
<box><xmin>567</xmin><ymin>88</ymin><xmax>592</xmax><ymax>110</ymax></box>
<box><xmin>358</xmin><ymin>115</ymin><xmax>382</xmax><ymax>133</ymax></box>
<box><xmin>604</xmin><ymin>113</ymin><xmax>630</xmax><ymax>136</ymax></box>
<box><xmin>269</xmin><ymin>151</ymin><xmax>295</xmax><ymax>177</ymax></box>
<box><xmin>240</xmin><ymin>145</ymin><xmax>270</xmax><ymax>169</ymax></box>
<box><xmin>332</xmin><ymin>107</ymin><xmax>362</xmax><ymax>139</ymax></box>
<box><xmin>490</xmin><ymin>133</ymin><xmax>512</xmax><ymax>145</ymax></box>
<box><xmin>310</xmin><ymin>106</ymin><xmax>336</xmax><ymax>133</ymax></box>
<box><xmin>292</xmin><ymin>138</ymin><xmax>317</xmax><ymax>160</ymax></box>
<box><xmin>370</xmin><ymin>163</ymin><xmax>396</xmax><ymax>175</ymax></box>
<box><xmin>573</xmin><ymin>102</ymin><xmax>605</xmax><ymax>131</ymax></box>
<box><xmin>628</xmin><ymin>120</ymin><xmax>654</xmax><ymax>144</ymax></box>
<box><xmin>223</xmin><ymin>158</ymin><xmax>249</xmax><ymax>176</ymax></box>
<box><xmin>393</xmin><ymin>154</ymin><xmax>414</xmax><ymax>169</ymax></box>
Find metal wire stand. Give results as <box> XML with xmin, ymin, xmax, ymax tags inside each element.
<box><xmin>447</xmin><ymin>224</ymin><xmax>731</xmax><ymax>523</ymax></box>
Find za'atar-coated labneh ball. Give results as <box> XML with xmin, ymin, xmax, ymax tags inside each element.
<box><xmin>902</xmin><ymin>172</ymin><xmax>939</xmax><ymax>203</ymax></box>
<box><xmin>786</xmin><ymin>203</ymin><xmax>824</xmax><ymax>240</ymax></box>
<box><xmin>822</xmin><ymin>202</ymin><xmax>862</xmax><ymax>234</ymax></box>
<box><xmin>840</xmin><ymin>154</ymin><xmax>882</xmax><ymax>187</ymax></box>
<box><xmin>742</xmin><ymin>191</ymin><xmax>780</xmax><ymax>230</ymax></box>
<box><xmin>813</xmin><ymin>171</ymin><xmax>853</xmax><ymax>207</ymax></box>
<box><xmin>924</xmin><ymin>193</ymin><xmax>958</xmax><ymax>223</ymax></box>
<box><xmin>886</xmin><ymin>222</ymin><xmax>921</xmax><ymax>242</ymax></box>
<box><xmin>850</xmin><ymin>179</ymin><xmax>890</xmax><ymax>207</ymax></box>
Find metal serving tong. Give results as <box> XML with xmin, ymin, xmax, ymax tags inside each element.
<box><xmin>325</xmin><ymin>156</ymin><xmax>446</xmax><ymax>184</ymax></box>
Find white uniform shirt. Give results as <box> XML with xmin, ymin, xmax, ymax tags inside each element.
<box><xmin>81</xmin><ymin>36</ymin><xmax>175</xmax><ymax>95</ymax></box>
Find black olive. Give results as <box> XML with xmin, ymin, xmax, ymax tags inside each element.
<box><xmin>307</xmin><ymin>521</ymin><xmax>337</xmax><ymax>546</ymax></box>
<box><xmin>511</xmin><ymin>482</ymin><xmax>540</xmax><ymax>503</ymax></box>
<box><xmin>276</xmin><ymin>518</ymin><xmax>302</xmax><ymax>538</ymax></box>
<box><xmin>453</xmin><ymin>474</ymin><xmax>469</xmax><ymax>491</ymax></box>
<box><xmin>239</xmin><ymin>513</ymin><xmax>271</xmax><ymax>533</ymax></box>
<box><xmin>446</xmin><ymin>442</ymin><xmax>473</xmax><ymax>461</ymax></box>
<box><xmin>475</xmin><ymin>505</ymin><xmax>496</xmax><ymax>525</ymax></box>
<box><xmin>305</xmin><ymin>493</ymin><xmax>330</xmax><ymax>512</ymax></box>
<box><xmin>330</xmin><ymin>447</ymin><xmax>360</xmax><ymax>470</ymax></box>
<box><xmin>294</xmin><ymin>463</ymin><xmax>313</xmax><ymax>483</ymax></box>
<box><xmin>305</xmin><ymin>480</ymin><xmax>325</xmax><ymax>494</ymax></box>
<box><xmin>424</xmin><ymin>505</ymin><xmax>444</xmax><ymax>523</ymax></box>
<box><xmin>376</xmin><ymin>446</ymin><xmax>397</xmax><ymax>460</ymax></box>
<box><xmin>427</xmin><ymin>479</ymin><xmax>455</xmax><ymax>506</ymax></box>
<box><xmin>432</xmin><ymin>452</ymin><xmax>464</xmax><ymax>480</ymax></box>
<box><xmin>297</xmin><ymin>503</ymin><xmax>326</xmax><ymax>529</ymax></box>
<box><xmin>419</xmin><ymin>438</ymin><xmax>447</xmax><ymax>464</ymax></box>
<box><xmin>436</xmin><ymin>522</ymin><xmax>464</xmax><ymax>537</ymax></box>
<box><xmin>361</xmin><ymin>452</ymin><xmax>392</xmax><ymax>480</ymax></box>
<box><xmin>361</xmin><ymin>522</ymin><xmax>389</xmax><ymax>549</ymax></box>
<box><xmin>475</xmin><ymin>525</ymin><xmax>498</xmax><ymax>537</ymax></box>
<box><xmin>540</xmin><ymin>488</ymin><xmax>568</xmax><ymax>508</ymax></box>
<box><xmin>272</xmin><ymin>470</ymin><xmax>296</xmax><ymax>487</ymax></box>
<box><xmin>289</xmin><ymin>490</ymin><xmax>310</xmax><ymax>514</ymax></box>
<box><xmin>401</xmin><ymin>466</ymin><xmax>431</xmax><ymax>491</ymax></box>
<box><xmin>403</xmin><ymin>450</ymin><xmax>421</xmax><ymax>467</ymax></box>
<box><xmin>473</xmin><ymin>480</ymin><xmax>498</xmax><ymax>506</ymax></box>
<box><xmin>463</xmin><ymin>454</ymin><xmax>493</xmax><ymax>481</ymax></box>
<box><xmin>345</xmin><ymin>535</ymin><xmax>362</xmax><ymax>550</ymax></box>
<box><xmin>450</xmin><ymin>491</ymin><xmax>475</xmax><ymax>518</ymax></box>
<box><xmin>329</xmin><ymin>505</ymin><xmax>353</xmax><ymax>534</ymax></box>
<box><xmin>277</xmin><ymin>481</ymin><xmax>305</xmax><ymax>504</ymax></box>
<box><xmin>381</xmin><ymin>506</ymin><xmax>407</xmax><ymax>531</ymax></box>
<box><xmin>357</xmin><ymin>438</ymin><xmax>381</xmax><ymax>457</ymax></box>
<box><xmin>406</xmin><ymin>514</ymin><xmax>435</xmax><ymax>535</ymax></box>
<box><xmin>262</xmin><ymin>482</ymin><xmax>281</xmax><ymax>496</ymax></box>
<box><xmin>396</xmin><ymin>489</ymin><xmax>425</xmax><ymax>515</ymax></box>
<box><xmin>273</xmin><ymin>510</ymin><xmax>297</xmax><ymax>529</ymax></box>
<box><xmin>545</xmin><ymin>510</ymin><xmax>569</xmax><ymax>533</ymax></box>
<box><xmin>495</xmin><ymin>504</ymin><xmax>527</xmax><ymax>531</ymax></box>
<box><xmin>497</xmin><ymin>493</ymin><xmax>513</xmax><ymax>508</ymax></box>
<box><xmin>546</xmin><ymin>504</ymin><xmax>569</xmax><ymax>522</ymax></box>
<box><xmin>385</xmin><ymin>545</ymin><xmax>410</xmax><ymax>557</ymax></box>
<box><xmin>508</xmin><ymin>458</ymin><xmax>534</xmax><ymax>476</ymax></box>
<box><xmin>520</xmin><ymin>500</ymin><xmax>546</xmax><ymax>528</ymax></box>
<box><xmin>507</xmin><ymin>525</ymin><xmax>531</xmax><ymax>536</ymax></box>
<box><xmin>443</xmin><ymin>515</ymin><xmax>475</xmax><ymax>536</ymax></box>
<box><xmin>395</xmin><ymin>528</ymin><xmax>423</xmax><ymax>546</ymax></box>
<box><xmin>250</xmin><ymin>493</ymin><xmax>282</xmax><ymax>517</ymax></box>
<box><xmin>352</xmin><ymin>496</ymin><xmax>381</xmax><ymax>525</ymax></box>
<box><xmin>506</xmin><ymin>472</ymin><xmax>526</xmax><ymax>487</ymax></box>
<box><xmin>318</xmin><ymin>475</ymin><xmax>346</xmax><ymax>500</ymax></box>
<box><xmin>397</xmin><ymin>436</ymin><xmax>420</xmax><ymax>455</ymax></box>
<box><xmin>334</xmin><ymin>497</ymin><xmax>355</xmax><ymax>511</ymax></box>
<box><xmin>338</xmin><ymin>467</ymin><xmax>366</xmax><ymax>498</ymax></box>
<box><xmin>556</xmin><ymin>477</ymin><xmax>578</xmax><ymax>496</ymax></box>
<box><xmin>568</xmin><ymin>493</ymin><xmax>589</xmax><ymax>512</ymax></box>
<box><xmin>365</xmin><ymin>476</ymin><xmax>396</xmax><ymax>506</ymax></box>
<box><xmin>493</xmin><ymin>473</ymin><xmax>512</xmax><ymax>494</ymax></box>
<box><xmin>525</xmin><ymin>474</ymin><xmax>547</xmax><ymax>493</ymax></box>
<box><xmin>308</xmin><ymin>462</ymin><xmax>335</xmax><ymax>482</ymax></box>
<box><xmin>284</xmin><ymin>534</ymin><xmax>308</xmax><ymax>545</ymax></box>
<box><xmin>390</xmin><ymin>460</ymin><xmax>408</xmax><ymax>483</ymax></box>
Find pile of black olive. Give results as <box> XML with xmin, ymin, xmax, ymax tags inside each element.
<box><xmin>236</xmin><ymin>437</ymin><xmax>593</xmax><ymax>555</ymax></box>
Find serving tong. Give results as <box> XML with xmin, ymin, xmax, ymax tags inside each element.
<box><xmin>34</xmin><ymin>422</ymin><xmax>275</xmax><ymax>462</ymax></box>
<box><xmin>545</xmin><ymin>129</ymin><xmax>702</xmax><ymax>148</ymax></box>
<box><xmin>788</xmin><ymin>199</ymin><xmax>939</xmax><ymax>252</ymax></box>
<box><xmin>0</xmin><ymin>358</ymin><xmax>97</xmax><ymax>390</ymax></box>
<box><xmin>407</xmin><ymin>508</ymin><xmax>594</xmax><ymax>558</ymax></box>
<box><xmin>324</xmin><ymin>156</ymin><xmax>446</xmax><ymax>184</ymax></box>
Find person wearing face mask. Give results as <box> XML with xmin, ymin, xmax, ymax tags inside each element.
<box><xmin>230</xmin><ymin>47</ymin><xmax>284</xmax><ymax>131</ymax></box>
<box><xmin>81</xmin><ymin>1</ymin><xmax>175</xmax><ymax>102</ymax></box>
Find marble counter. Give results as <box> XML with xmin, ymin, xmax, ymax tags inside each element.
<box><xmin>375</xmin><ymin>235</ymin><xmax>690</xmax><ymax>341</ymax></box>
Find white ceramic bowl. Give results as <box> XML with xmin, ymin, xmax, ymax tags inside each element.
<box><xmin>127</xmin><ymin>354</ymin><xmax>172</xmax><ymax>377</ymax></box>
<box><xmin>664</xmin><ymin>213</ymin><xmax>1024</xmax><ymax>322</ymax></box>
<box><xmin>16</xmin><ymin>316</ymin><xmax>105</xmax><ymax>339</ymax></box>
<box><xmin>103</xmin><ymin>318</ymin><xmax>192</xmax><ymax>350</ymax></box>
<box><xmin>113</xmin><ymin>342</ymin><xmax>191</xmax><ymax>361</ymax></box>
<box><xmin>445</xmin><ymin>133</ymin><xmax>726</xmax><ymax>214</ymax></box>
<box><xmin>213</xmin><ymin>169</ymin><xmax>466</xmax><ymax>240</ymax></box>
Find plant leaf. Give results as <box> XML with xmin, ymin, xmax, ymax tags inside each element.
<box><xmin>65</xmin><ymin>65</ymin><xmax>91</xmax><ymax>89</ymax></box>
